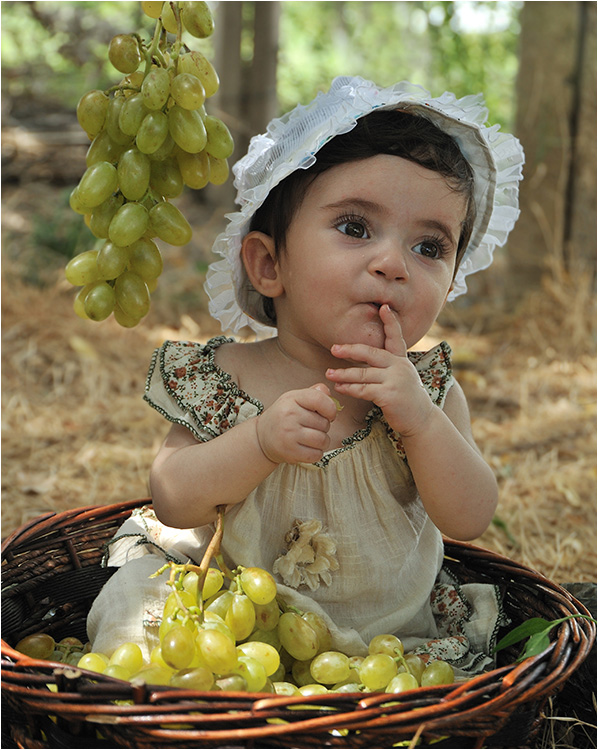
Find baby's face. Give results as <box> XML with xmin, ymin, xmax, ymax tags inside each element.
<box><xmin>273</xmin><ymin>154</ymin><xmax>467</xmax><ymax>354</ymax></box>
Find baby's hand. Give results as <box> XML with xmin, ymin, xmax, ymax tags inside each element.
<box><xmin>326</xmin><ymin>304</ymin><xmax>434</xmax><ymax>437</ymax></box>
<box><xmin>255</xmin><ymin>384</ymin><xmax>338</xmax><ymax>465</ymax></box>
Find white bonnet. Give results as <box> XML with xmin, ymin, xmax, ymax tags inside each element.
<box><xmin>205</xmin><ymin>76</ymin><xmax>525</xmax><ymax>335</ymax></box>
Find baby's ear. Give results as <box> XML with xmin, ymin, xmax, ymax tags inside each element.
<box><xmin>241</xmin><ymin>231</ymin><xmax>284</xmax><ymax>298</ymax></box>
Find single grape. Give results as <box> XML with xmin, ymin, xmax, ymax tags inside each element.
<box><xmin>78</xmin><ymin>652</ymin><xmax>109</xmax><ymax>674</ymax></box>
<box><xmin>108</xmin><ymin>202</ymin><xmax>149</xmax><ymax>246</ymax></box>
<box><xmin>181</xmin><ymin>1</ymin><xmax>214</xmax><ymax>38</ymax></box>
<box><xmin>73</xmin><ymin>285</ymin><xmax>91</xmax><ymax>319</ymax></box>
<box><xmin>150</xmin><ymin>645</ymin><xmax>171</xmax><ymax>669</ymax></box>
<box><xmin>205</xmin><ymin>589</ymin><xmax>234</xmax><ymax>619</ymax></box>
<box><xmin>225</xmin><ymin>593</ymin><xmax>256</xmax><ymax>641</ymax></box>
<box><xmin>76</xmin><ymin>89</ymin><xmax>109</xmax><ymax>137</ymax></box>
<box><xmin>202</xmin><ymin>612</ymin><xmax>236</xmax><ymax>644</ymax></box>
<box><xmin>239</xmin><ymin>567</ymin><xmax>277</xmax><ymax>605</ymax></box>
<box><xmin>171</xmin><ymin>73</ymin><xmax>205</xmax><ymax>110</ymax></box>
<box><xmin>136</xmin><ymin>111</ymin><xmax>169</xmax><ymax>154</ymax></box>
<box><xmin>108</xmin><ymin>34</ymin><xmax>142</xmax><ymax>74</ymax></box>
<box><xmin>208</xmin><ymin>154</ymin><xmax>230</xmax><ymax>185</ymax></box>
<box><xmin>253</xmin><ymin>599</ymin><xmax>280</xmax><ymax>632</ymax></box>
<box><xmin>358</xmin><ymin>653</ymin><xmax>397</xmax><ymax>691</ymax></box>
<box><xmin>168</xmin><ymin>105</ymin><xmax>207</xmax><ymax>154</ymax></box>
<box><xmin>332</xmin><ymin>682</ymin><xmax>362</xmax><ymax>693</ymax></box>
<box><xmin>147</xmin><ymin>132</ymin><xmax>175</xmax><ymax>162</ymax></box>
<box><xmin>161</xmin><ymin>625</ymin><xmax>197</xmax><ymax>670</ymax></box>
<box><xmin>291</xmin><ymin>659</ymin><xmax>314</xmax><ymax>687</ymax></box>
<box><xmin>108</xmin><ymin>642</ymin><xmax>144</xmax><ymax>674</ymax></box>
<box><xmin>161</xmin><ymin>1</ymin><xmax>179</xmax><ymax>33</ymax></box>
<box><xmin>204</xmin><ymin>115</ymin><xmax>234</xmax><ymax>160</ymax></box>
<box><xmin>215</xmin><ymin>674</ymin><xmax>248</xmax><ymax>692</ymax></box>
<box><xmin>247</xmin><ymin>627</ymin><xmax>282</xmax><ymax>651</ymax></box>
<box><xmin>69</xmin><ymin>186</ymin><xmax>89</xmax><ymax>215</ymax></box>
<box><xmin>113</xmin><ymin>304</ymin><xmax>141</xmax><ymax>328</ymax></box>
<box><xmin>310</xmin><ymin>651</ymin><xmax>351</xmax><ymax>685</ymax></box>
<box><xmin>278</xmin><ymin>612</ymin><xmax>318</xmax><ymax>662</ymax></box>
<box><xmin>176</xmin><ymin>148</ymin><xmax>210</xmax><ymax>189</ymax></box>
<box><xmin>119</xmin><ymin>93</ymin><xmax>149</xmax><ymax>137</ymax></box>
<box><xmin>298</xmin><ymin>684</ymin><xmax>328</xmax><ymax>696</ymax></box>
<box><xmin>236</xmin><ymin>641</ymin><xmax>280</xmax><ymax>677</ymax></box>
<box><xmin>368</xmin><ymin>633</ymin><xmax>404</xmax><ymax>658</ymax></box>
<box><xmin>400</xmin><ymin>653</ymin><xmax>426</xmax><ymax>685</ymax></box>
<box><xmin>149</xmin><ymin>201</ymin><xmax>192</xmax><ymax>245</ymax></box>
<box><xmin>77</xmin><ymin>161</ymin><xmax>119</xmax><ymax>209</ymax></box>
<box><xmin>231</xmin><ymin>655</ymin><xmax>267</xmax><ymax>692</ymax></box>
<box><xmin>141</xmin><ymin>66</ymin><xmax>171</xmax><ymax>111</ymax></box>
<box><xmin>196</xmin><ymin>628</ymin><xmax>238</xmax><ymax>674</ymax></box>
<box><xmin>302</xmin><ymin>612</ymin><xmax>332</xmax><ymax>654</ymax></box>
<box><xmin>141</xmin><ymin>0</ymin><xmax>162</xmax><ymax>18</ymax></box>
<box><xmin>118</xmin><ymin>147</ymin><xmax>150</xmax><ymax>201</ymax></box>
<box><xmin>150</xmin><ymin>157</ymin><xmax>184</xmax><ymax>198</ymax></box>
<box><xmin>386</xmin><ymin>672</ymin><xmax>419</xmax><ymax>694</ymax></box>
<box><xmin>103</xmin><ymin>664</ymin><xmax>132</xmax><ymax>681</ymax></box>
<box><xmin>115</xmin><ymin>270</ymin><xmax>150</xmax><ymax>319</ymax></box>
<box><xmin>65</xmin><ymin>249</ymin><xmax>100</xmax><ymax>286</ymax></box>
<box><xmin>15</xmin><ymin>633</ymin><xmax>55</xmax><ymax>660</ymax></box>
<box><xmin>96</xmin><ymin>241</ymin><xmax>129</xmax><ymax>280</ymax></box>
<box><xmin>200</xmin><ymin>568</ymin><xmax>224</xmax><ymax>600</ymax></box>
<box><xmin>170</xmin><ymin>666</ymin><xmax>214</xmax><ymax>691</ymax></box>
<box><xmin>420</xmin><ymin>660</ymin><xmax>454</xmax><ymax>686</ymax></box>
<box><xmin>105</xmin><ymin>96</ymin><xmax>135</xmax><ymax>147</ymax></box>
<box><xmin>274</xmin><ymin>681</ymin><xmax>300</xmax><ymax>696</ymax></box>
<box><xmin>178</xmin><ymin>51</ymin><xmax>219</xmax><ymax>98</ymax></box>
<box><xmin>86</xmin><ymin>130</ymin><xmax>124</xmax><ymax>167</ymax></box>
<box><xmin>131</xmin><ymin>664</ymin><xmax>173</xmax><ymax>685</ymax></box>
<box><xmin>84</xmin><ymin>281</ymin><xmax>116</xmax><ymax>321</ymax></box>
<box><xmin>89</xmin><ymin>194</ymin><xmax>124</xmax><ymax>239</ymax></box>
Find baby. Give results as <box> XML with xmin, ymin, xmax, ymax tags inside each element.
<box><xmin>89</xmin><ymin>77</ymin><xmax>524</xmax><ymax>672</ymax></box>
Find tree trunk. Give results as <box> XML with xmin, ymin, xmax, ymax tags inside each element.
<box><xmin>210</xmin><ymin>1</ymin><xmax>280</xmax><ymax>211</ymax></box>
<box><xmin>505</xmin><ymin>1</ymin><xmax>596</xmax><ymax>302</ymax></box>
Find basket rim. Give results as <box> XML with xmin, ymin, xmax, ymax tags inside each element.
<box><xmin>2</xmin><ymin>499</ymin><xmax>596</xmax><ymax>747</ymax></box>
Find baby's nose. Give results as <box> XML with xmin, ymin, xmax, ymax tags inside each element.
<box><xmin>369</xmin><ymin>245</ymin><xmax>409</xmax><ymax>281</ymax></box>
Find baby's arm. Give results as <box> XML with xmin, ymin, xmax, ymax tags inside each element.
<box><xmin>326</xmin><ymin>305</ymin><xmax>497</xmax><ymax>541</ymax></box>
<box><xmin>150</xmin><ymin>384</ymin><xmax>337</xmax><ymax>528</ymax></box>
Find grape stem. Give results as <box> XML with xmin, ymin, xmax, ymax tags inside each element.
<box><xmin>150</xmin><ymin>505</ymin><xmax>231</xmax><ymax>625</ymax></box>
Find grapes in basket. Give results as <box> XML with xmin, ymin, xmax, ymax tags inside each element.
<box><xmin>15</xmin><ymin>559</ymin><xmax>454</xmax><ymax>695</ymax></box>
<box><xmin>66</xmin><ymin>1</ymin><xmax>233</xmax><ymax>327</ymax></box>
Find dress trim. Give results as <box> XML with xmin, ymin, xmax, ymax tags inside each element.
<box><xmin>144</xmin><ymin>336</ymin><xmax>453</xmax><ymax>465</ymax></box>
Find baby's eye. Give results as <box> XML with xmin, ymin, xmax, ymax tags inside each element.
<box><xmin>412</xmin><ymin>240</ymin><xmax>445</xmax><ymax>259</ymax></box>
<box><xmin>336</xmin><ymin>220</ymin><xmax>369</xmax><ymax>239</ymax></box>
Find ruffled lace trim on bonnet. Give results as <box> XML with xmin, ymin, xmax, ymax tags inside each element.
<box><xmin>204</xmin><ymin>76</ymin><xmax>525</xmax><ymax>335</ymax></box>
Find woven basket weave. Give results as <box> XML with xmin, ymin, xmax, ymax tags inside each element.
<box><xmin>1</xmin><ymin>499</ymin><xmax>595</xmax><ymax>749</ymax></box>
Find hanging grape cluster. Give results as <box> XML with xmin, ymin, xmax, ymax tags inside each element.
<box><xmin>67</xmin><ymin>1</ymin><xmax>233</xmax><ymax>327</ymax></box>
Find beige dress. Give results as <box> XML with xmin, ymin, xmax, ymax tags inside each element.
<box><xmin>88</xmin><ymin>336</ymin><xmax>505</xmax><ymax>672</ymax></box>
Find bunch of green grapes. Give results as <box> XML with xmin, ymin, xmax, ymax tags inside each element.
<box><xmin>14</xmin><ymin>561</ymin><xmax>454</xmax><ymax>696</ymax></box>
<box><xmin>67</xmin><ymin>1</ymin><xmax>233</xmax><ymax>327</ymax></box>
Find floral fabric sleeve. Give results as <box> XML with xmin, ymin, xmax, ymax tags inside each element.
<box><xmin>384</xmin><ymin>341</ymin><xmax>454</xmax><ymax>460</ymax></box>
<box><xmin>143</xmin><ymin>336</ymin><xmax>261</xmax><ymax>442</ymax></box>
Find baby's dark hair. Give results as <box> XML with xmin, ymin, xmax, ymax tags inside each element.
<box><xmin>249</xmin><ymin>108</ymin><xmax>476</xmax><ymax>325</ymax></box>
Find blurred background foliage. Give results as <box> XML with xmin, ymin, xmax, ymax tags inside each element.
<box><xmin>1</xmin><ymin>1</ymin><xmax>521</xmax><ymax>126</ymax></box>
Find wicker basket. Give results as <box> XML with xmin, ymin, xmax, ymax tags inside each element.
<box><xmin>1</xmin><ymin>499</ymin><xmax>595</xmax><ymax>749</ymax></box>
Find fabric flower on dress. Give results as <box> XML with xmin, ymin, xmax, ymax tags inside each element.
<box><xmin>273</xmin><ymin>519</ymin><xmax>339</xmax><ymax>591</ymax></box>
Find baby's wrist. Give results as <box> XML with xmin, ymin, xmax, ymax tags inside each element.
<box><xmin>254</xmin><ymin>415</ymin><xmax>280</xmax><ymax>466</ymax></box>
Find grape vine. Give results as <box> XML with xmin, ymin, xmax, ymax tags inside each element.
<box><xmin>67</xmin><ymin>1</ymin><xmax>233</xmax><ymax>327</ymax></box>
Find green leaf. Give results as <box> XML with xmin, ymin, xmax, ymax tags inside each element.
<box><xmin>494</xmin><ymin>617</ymin><xmax>552</xmax><ymax>653</ymax></box>
<box><xmin>518</xmin><ymin>630</ymin><xmax>551</xmax><ymax>661</ymax></box>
